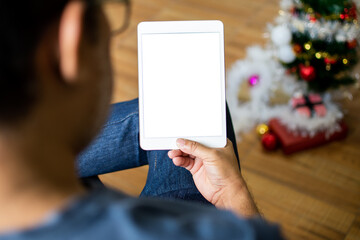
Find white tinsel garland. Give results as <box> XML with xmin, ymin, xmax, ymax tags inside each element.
<box><xmin>226</xmin><ymin>46</ymin><xmax>344</xmax><ymax>136</ymax></box>
<box><xmin>275</xmin><ymin>0</ymin><xmax>360</xmax><ymax>42</ymax></box>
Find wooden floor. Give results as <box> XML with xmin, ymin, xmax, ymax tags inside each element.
<box><xmin>99</xmin><ymin>0</ymin><xmax>360</xmax><ymax>239</ymax></box>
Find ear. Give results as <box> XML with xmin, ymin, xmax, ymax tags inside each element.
<box><xmin>58</xmin><ymin>1</ymin><xmax>85</xmax><ymax>82</ymax></box>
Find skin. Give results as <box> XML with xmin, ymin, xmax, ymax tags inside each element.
<box><xmin>168</xmin><ymin>139</ymin><xmax>259</xmax><ymax>217</ymax></box>
<box><xmin>0</xmin><ymin>0</ymin><xmax>258</xmax><ymax>234</ymax></box>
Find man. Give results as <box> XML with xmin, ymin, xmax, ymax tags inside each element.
<box><xmin>0</xmin><ymin>0</ymin><xmax>283</xmax><ymax>239</ymax></box>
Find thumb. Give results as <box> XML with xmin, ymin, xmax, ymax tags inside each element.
<box><xmin>176</xmin><ymin>138</ymin><xmax>211</xmax><ymax>158</ymax></box>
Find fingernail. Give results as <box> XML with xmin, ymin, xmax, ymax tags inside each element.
<box><xmin>176</xmin><ymin>138</ymin><xmax>185</xmax><ymax>148</ymax></box>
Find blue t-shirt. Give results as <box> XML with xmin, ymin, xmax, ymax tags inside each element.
<box><xmin>0</xmin><ymin>188</ymin><xmax>283</xmax><ymax>240</ymax></box>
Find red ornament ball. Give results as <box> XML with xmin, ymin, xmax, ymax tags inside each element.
<box><xmin>340</xmin><ymin>13</ymin><xmax>347</xmax><ymax>20</ymax></box>
<box><xmin>261</xmin><ymin>133</ymin><xmax>278</xmax><ymax>151</ymax></box>
<box><xmin>299</xmin><ymin>64</ymin><xmax>316</xmax><ymax>81</ymax></box>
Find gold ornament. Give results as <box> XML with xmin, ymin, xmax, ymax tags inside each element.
<box><xmin>304</xmin><ymin>42</ymin><xmax>311</xmax><ymax>51</ymax></box>
<box><xmin>343</xmin><ymin>58</ymin><xmax>348</xmax><ymax>65</ymax></box>
<box><xmin>256</xmin><ymin>124</ymin><xmax>269</xmax><ymax>136</ymax></box>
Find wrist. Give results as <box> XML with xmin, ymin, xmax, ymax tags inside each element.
<box><xmin>214</xmin><ymin>177</ymin><xmax>259</xmax><ymax>217</ymax></box>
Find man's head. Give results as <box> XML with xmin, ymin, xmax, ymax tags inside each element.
<box><xmin>0</xmin><ymin>0</ymin><xmax>126</xmax><ymax>154</ymax></box>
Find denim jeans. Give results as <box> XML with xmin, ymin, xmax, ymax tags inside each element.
<box><xmin>77</xmin><ymin>99</ymin><xmax>239</xmax><ymax>204</ymax></box>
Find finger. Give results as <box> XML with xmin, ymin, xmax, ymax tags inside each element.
<box><xmin>168</xmin><ymin>149</ymin><xmax>182</xmax><ymax>159</ymax></box>
<box><xmin>176</xmin><ymin>138</ymin><xmax>212</xmax><ymax>158</ymax></box>
<box><xmin>172</xmin><ymin>156</ymin><xmax>195</xmax><ymax>171</ymax></box>
<box><xmin>168</xmin><ymin>150</ymin><xmax>189</xmax><ymax>159</ymax></box>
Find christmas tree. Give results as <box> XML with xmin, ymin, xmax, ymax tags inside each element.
<box><xmin>272</xmin><ymin>0</ymin><xmax>359</xmax><ymax>92</ymax></box>
<box><xmin>227</xmin><ymin>0</ymin><xmax>359</xmax><ymax>137</ymax></box>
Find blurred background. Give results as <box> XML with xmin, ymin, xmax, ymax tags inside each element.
<box><xmin>99</xmin><ymin>0</ymin><xmax>360</xmax><ymax>239</ymax></box>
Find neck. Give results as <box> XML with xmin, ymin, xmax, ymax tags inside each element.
<box><xmin>0</xmin><ymin>129</ymin><xmax>85</xmax><ymax>234</ymax></box>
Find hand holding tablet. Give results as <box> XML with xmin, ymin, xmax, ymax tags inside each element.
<box><xmin>137</xmin><ymin>20</ymin><xmax>226</xmax><ymax>150</ymax></box>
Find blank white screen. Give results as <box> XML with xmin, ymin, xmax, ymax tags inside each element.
<box><xmin>141</xmin><ymin>33</ymin><xmax>223</xmax><ymax>138</ymax></box>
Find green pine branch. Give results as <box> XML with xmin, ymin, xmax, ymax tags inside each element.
<box><xmin>300</xmin><ymin>0</ymin><xmax>352</xmax><ymax>15</ymax></box>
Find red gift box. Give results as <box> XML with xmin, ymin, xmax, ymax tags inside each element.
<box><xmin>269</xmin><ymin>118</ymin><xmax>348</xmax><ymax>154</ymax></box>
<box><xmin>291</xmin><ymin>93</ymin><xmax>327</xmax><ymax>118</ymax></box>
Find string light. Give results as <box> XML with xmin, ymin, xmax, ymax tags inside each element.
<box><xmin>304</xmin><ymin>43</ymin><xmax>311</xmax><ymax>50</ymax></box>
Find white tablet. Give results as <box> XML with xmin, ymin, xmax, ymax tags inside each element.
<box><xmin>137</xmin><ymin>20</ymin><xmax>226</xmax><ymax>150</ymax></box>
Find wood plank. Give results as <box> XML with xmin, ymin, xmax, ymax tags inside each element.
<box><xmin>243</xmin><ymin>171</ymin><xmax>356</xmax><ymax>239</ymax></box>
<box><xmin>345</xmin><ymin>216</ymin><xmax>360</xmax><ymax>240</ymax></box>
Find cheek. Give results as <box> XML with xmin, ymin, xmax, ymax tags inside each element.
<box><xmin>100</xmin><ymin>28</ymin><xmax>113</xmax><ymax>97</ymax></box>
<box><xmin>88</xmin><ymin>18</ymin><xmax>113</xmax><ymax>134</ymax></box>
<box><xmin>100</xmin><ymin>41</ymin><xmax>113</xmax><ymax>106</ymax></box>
<box><xmin>99</xmin><ymin>66</ymin><xmax>113</xmax><ymax>115</ymax></box>
<box><xmin>94</xmin><ymin>41</ymin><xmax>113</xmax><ymax>123</ymax></box>
<box><xmin>104</xmin><ymin>44</ymin><xmax>113</xmax><ymax>98</ymax></box>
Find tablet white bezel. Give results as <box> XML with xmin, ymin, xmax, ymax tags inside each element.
<box><xmin>137</xmin><ymin>20</ymin><xmax>226</xmax><ymax>150</ymax></box>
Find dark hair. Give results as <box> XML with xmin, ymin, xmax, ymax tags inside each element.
<box><xmin>0</xmin><ymin>1</ymin><xmax>99</xmax><ymax>124</ymax></box>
